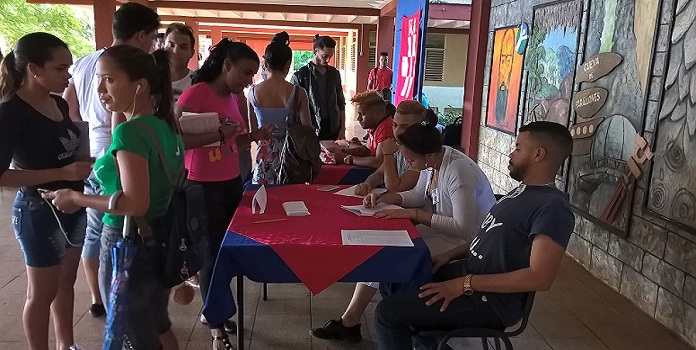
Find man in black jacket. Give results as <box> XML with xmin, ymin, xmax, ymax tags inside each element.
<box><xmin>291</xmin><ymin>35</ymin><xmax>346</xmax><ymax>140</ymax></box>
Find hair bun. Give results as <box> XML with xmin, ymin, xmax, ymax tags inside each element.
<box><xmin>314</xmin><ymin>34</ymin><xmax>320</xmax><ymax>40</ymax></box>
<box><xmin>421</xmin><ymin>109</ymin><xmax>438</xmax><ymax>128</ymax></box>
<box><xmin>271</xmin><ymin>31</ymin><xmax>290</xmax><ymax>46</ymax></box>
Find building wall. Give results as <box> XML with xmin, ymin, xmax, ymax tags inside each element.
<box><xmin>423</xmin><ymin>33</ymin><xmax>469</xmax><ymax>111</ymax></box>
<box><xmin>478</xmin><ymin>0</ymin><xmax>696</xmax><ymax>347</ymax></box>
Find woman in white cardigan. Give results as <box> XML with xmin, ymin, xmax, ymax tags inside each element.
<box><xmin>366</xmin><ymin>110</ymin><xmax>497</xmax><ymax>256</ymax></box>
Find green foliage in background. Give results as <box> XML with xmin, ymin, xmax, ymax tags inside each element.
<box><xmin>293</xmin><ymin>51</ymin><xmax>314</xmax><ymax>70</ymax></box>
<box><xmin>0</xmin><ymin>0</ymin><xmax>94</xmax><ymax>59</ymax></box>
<box><xmin>437</xmin><ymin>105</ymin><xmax>461</xmax><ymax>126</ymax></box>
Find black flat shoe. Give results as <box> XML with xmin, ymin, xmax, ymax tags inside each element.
<box><xmin>88</xmin><ymin>303</ymin><xmax>105</xmax><ymax>317</ymax></box>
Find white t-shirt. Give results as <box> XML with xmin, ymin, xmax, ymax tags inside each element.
<box><xmin>172</xmin><ymin>70</ymin><xmax>192</xmax><ymax>103</ymax></box>
<box><xmin>69</xmin><ymin>49</ymin><xmax>110</xmax><ymax>157</ymax></box>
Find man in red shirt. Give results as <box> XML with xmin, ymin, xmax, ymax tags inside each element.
<box><xmin>330</xmin><ymin>91</ymin><xmax>394</xmax><ymax>168</ymax></box>
<box><xmin>367</xmin><ymin>52</ymin><xmax>393</xmax><ymax>101</ymax></box>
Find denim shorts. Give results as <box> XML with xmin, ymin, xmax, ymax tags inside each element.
<box><xmin>81</xmin><ymin>172</ymin><xmax>104</xmax><ymax>260</ymax></box>
<box><xmin>13</xmin><ymin>190</ymin><xmax>86</xmax><ymax>267</ymax></box>
<box><xmin>98</xmin><ymin>223</ymin><xmax>171</xmax><ymax>349</ymax></box>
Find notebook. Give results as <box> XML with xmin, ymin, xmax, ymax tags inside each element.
<box><xmin>282</xmin><ymin>201</ymin><xmax>310</xmax><ymax>216</ymax></box>
<box><xmin>340</xmin><ymin>203</ymin><xmax>402</xmax><ymax>216</ymax></box>
<box><xmin>179</xmin><ymin>112</ymin><xmax>220</xmax><ymax>147</ymax></box>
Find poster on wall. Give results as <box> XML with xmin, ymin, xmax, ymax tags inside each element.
<box><xmin>486</xmin><ymin>26</ymin><xmax>524</xmax><ymax>135</ymax></box>
<box><xmin>645</xmin><ymin>0</ymin><xmax>696</xmax><ymax>234</ymax></box>
<box><xmin>565</xmin><ymin>0</ymin><xmax>661</xmax><ymax>236</ymax></box>
<box><xmin>394</xmin><ymin>10</ymin><xmax>422</xmax><ymax>106</ymax></box>
<box><xmin>523</xmin><ymin>0</ymin><xmax>583</xmax><ymax>127</ymax></box>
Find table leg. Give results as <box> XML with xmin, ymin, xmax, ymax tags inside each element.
<box><xmin>237</xmin><ymin>276</ymin><xmax>244</xmax><ymax>350</ymax></box>
<box><xmin>263</xmin><ymin>282</ymin><xmax>268</xmax><ymax>300</ymax></box>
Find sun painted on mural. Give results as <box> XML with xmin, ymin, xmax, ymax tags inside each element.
<box><xmin>486</xmin><ymin>27</ymin><xmax>524</xmax><ymax>134</ymax></box>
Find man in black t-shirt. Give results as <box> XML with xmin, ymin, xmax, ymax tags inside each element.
<box><xmin>374</xmin><ymin>121</ymin><xmax>575</xmax><ymax>350</ymax></box>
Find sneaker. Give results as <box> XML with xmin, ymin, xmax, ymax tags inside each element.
<box><xmin>200</xmin><ymin>314</ymin><xmax>237</xmax><ymax>334</ymax></box>
<box><xmin>309</xmin><ymin>319</ymin><xmax>362</xmax><ymax>343</ymax></box>
<box><xmin>88</xmin><ymin>303</ymin><xmax>105</xmax><ymax>317</ymax></box>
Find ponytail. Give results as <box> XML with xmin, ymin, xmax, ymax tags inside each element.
<box><xmin>0</xmin><ymin>51</ymin><xmax>22</xmax><ymax>101</ymax></box>
<box><xmin>151</xmin><ymin>49</ymin><xmax>175</xmax><ymax>129</ymax></box>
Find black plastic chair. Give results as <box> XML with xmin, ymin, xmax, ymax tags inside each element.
<box><xmin>415</xmin><ymin>292</ymin><xmax>535</xmax><ymax>350</ymax></box>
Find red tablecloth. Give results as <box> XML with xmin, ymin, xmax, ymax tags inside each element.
<box><xmin>229</xmin><ymin>184</ymin><xmax>420</xmax><ymax>294</ymax></box>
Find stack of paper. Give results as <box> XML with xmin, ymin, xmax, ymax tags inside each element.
<box><xmin>341</xmin><ymin>203</ymin><xmax>402</xmax><ymax>216</ymax></box>
<box><xmin>282</xmin><ymin>201</ymin><xmax>310</xmax><ymax>216</ymax></box>
<box><xmin>335</xmin><ymin>185</ymin><xmax>387</xmax><ymax>198</ymax></box>
<box><xmin>341</xmin><ymin>230</ymin><xmax>414</xmax><ymax>247</ymax></box>
<box><xmin>180</xmin><ymin>112</ymin><xmax>220</xmax><ymax>147</ymax></box>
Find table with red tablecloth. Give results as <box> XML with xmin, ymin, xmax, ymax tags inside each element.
<box><xmin>202</xmin><ymin>184</ymin><xmax>432</xmax><ymax>349</ymax></box>
<box><xmin>313</xmin><ymin>163</ymin><xmax>376</xmax><ymax>184</ymax></box>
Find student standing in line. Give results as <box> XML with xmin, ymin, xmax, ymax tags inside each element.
<box><xmin>0</xmin><ymin>32</ymin><xmax>92</xmax><ymax>350</ymax></box>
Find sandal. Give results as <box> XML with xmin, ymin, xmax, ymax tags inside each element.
<box><xmin>201</xmin><ymin>314</ymin><xmax>237</xmax><ymax>334</ymax></box>
<box><xmin>212</xmin><ymin>334</ymin><xmax>235</xmax><ymax>350</ymax></box>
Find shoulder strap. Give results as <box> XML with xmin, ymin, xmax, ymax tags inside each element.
<box><xmin>131</xmin><ymin>119</ymin><xmax>182</xmax><ymax>187</ymax></box>
<box><xmin>292</xmin><ymin>86</ymin><xmax>300</xmax><ymax>124</ymax></box>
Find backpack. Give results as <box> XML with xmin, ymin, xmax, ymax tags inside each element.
<box><xmin>277</xmin><ymin>86</ymin><xmax>322</xmax><ymax>184</ymax></box>
<box><xmin>442</xmin><ymin>117</ymin><xmax>463</xmax><ymax>149</ymax></box>
<box><xmin>133</xmin><ymin>121</ymin><xmax>209</xmax><ymax>288</ymax></box>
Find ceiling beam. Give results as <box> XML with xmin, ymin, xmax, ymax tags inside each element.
<box><xmin>197</xmin><ymin>25</ymin><xmax>348</xmax><ymax>38</ymax></box>
<box><xmin>428</xmin><ymin>4</ymin><xmax>471</xmax><ymax>21</ymax></box>
<box><xmin>380</xmin><ymin>0</ymin><xmax>397</xmax><ymax>17</ymax></box>
<box><xmin>160</xmin><ymin>15</ymin><xmax>363</xmax><ymax>30</ymax></box>
<box><xmin>152</xmin><ymin>1</ymin><xmax>380</xmax><ymax>16</ymax></box>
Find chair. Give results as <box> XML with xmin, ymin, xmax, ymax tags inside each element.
<box><xmin>415</xmin><ymin>292</ymin><xmax>535</xmax><ymax>350</ymax></box>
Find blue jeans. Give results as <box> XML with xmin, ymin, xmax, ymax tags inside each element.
<box><xmin>82</xmin><ymin>172</ymin><xmax>103</xmax><ymax>260</ymax></box>
<box><xmin>13</xmin><ymin>190</ymin><xmax>86</xmax><ymax>267</ymax></box>
<box><xmin>375</xmin><ymin>261</ymin><xmax>505</xmax><ymax>350</ymax></box>
<box><xmin>99</xmin><ymin>224</ymin><xmax>171</xmax><ymax>349</ymax></box>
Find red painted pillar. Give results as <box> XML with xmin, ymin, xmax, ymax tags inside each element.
<box><xmin>185</xmin><ymin>19</ymin><xmax>200</xmax><ymax>70</ymax></box>
<box><xmin>460</xmin><ymin>0</ymin><xmax>491</xmax><ymax>161</ymax></box>
<box><xmin>356</xmin><ymin>26</ymin><xmax>373</xmax><ymax>94</ymax></box>
<box><xmin>376</xmin><ymin>15</ymin><xmax>395</xmax><ymax>65</ymax></box>
<box><xmin>211</xmin><ymin>27</ymin><xmax>223</xmax><ymax>45</ymax></box>
<box><xmin>93</xmin><ymin>0</ymin><xmax>116</xmax><ymax>49</ymax></box>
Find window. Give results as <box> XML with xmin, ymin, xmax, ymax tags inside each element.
<box><xmin>368</xmin><ymin>31</ymin><xmax>376</xmax><ymax>68</ymax></box>
<box><xmin>424</xmin><ymin>33</ymin><xmax>445</xmax><ymax>82</ymax></box>
<box><xmin>350</xmin><ymin>33</ymin><xmax>357</xmax><ymax>72</ymax></box>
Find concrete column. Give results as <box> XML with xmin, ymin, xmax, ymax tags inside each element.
<box><xmin>185</xmin><ymin>19</ymin><xmax>200</xmax><ymax>70</ymax></box>
<box><xmin>93</xmin><ymin>0</ymin><xmax>116</xmax><ymax>49</ymax></box>
<box><xmin>376</xmin><ymin>15</ymin><xmax>395</xmax><ymax>65</ymax></box>
<box><xmin>460</xmin><ymin>0</ymin><xmax>491</xmax><ymax>161</ymax></box>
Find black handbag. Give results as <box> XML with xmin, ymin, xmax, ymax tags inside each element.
<box><xmin>133</xmin><ymin>121</ymin><xmax>209</xmax><ymax>288</ymax></box>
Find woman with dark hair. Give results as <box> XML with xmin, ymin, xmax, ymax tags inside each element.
<box><xmin>365</xmin><ymin>109</ymin><xmax>497</xmax><ymax>258</ymax></box>
<box><xmin>174</xmin><ymin>38</ymin><xmax>273</xmax><ymax>349</ymax></box>
<box><xmin>0</xmin><ymin>32</ymin><xmax>92</xmax><ymax>350</ymax></box>
<box><xmin>44</xmin><ymin>44</ymin><xmax>183</xmax><ymax>349</ymax></box>
<box><xmin>250</xmin><ymin>31</ymin><xmax>312</xmax><ymax>184</ymax></box>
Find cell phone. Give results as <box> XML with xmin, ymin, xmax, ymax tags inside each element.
<box><xmin>318</xmin><ymin>185</ymin><xmax>341</xmax><ymax>192</ymax></box>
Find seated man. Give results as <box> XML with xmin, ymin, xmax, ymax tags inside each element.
<box><xmin>374</xmin><ymin>121</ymin><xmax>575</xmax><ymax>350</ymax></box>
<box><xmin>330</xmin><ymin>91</ymin><xmax>393</xmax><ymax>168</ymax></box>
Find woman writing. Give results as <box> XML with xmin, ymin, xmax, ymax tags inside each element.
<box><xmin>249</xmin><ymin>31</ymin><xmax>312</xmax><ymax>185</ymax></box>
<box><xmin>0</xmin><ymin>32</ymin><xmax>92</xmax><ymax>350</ymax></box>
<box><xmin>174</xmin><ymin>38</ymin><xmax>273</xmax><ymax>349</ymax></box>
<box><xmin>44</xmin><ymin>45</ymin><xmax>183</xmax><ymax>349</ymax></box>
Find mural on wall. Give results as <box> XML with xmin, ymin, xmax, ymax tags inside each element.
<box><xmin>646</xmin><ymin>0</ymin><xmax>696</xmax><ymax>233</ymax></box>
<box><xmin>524</xmin><ymin>0</ymin><xmax>583</xmax><ymax>126</ymax></box>
<box><xmin>486</xmin><ymin>26</ymin><xmax>524</xmax><ymax>134</ymax></box>
<box><xmin>566</xmin><ymin>0</ymin><xmax>660</xmax><ymax>235</ymax></box>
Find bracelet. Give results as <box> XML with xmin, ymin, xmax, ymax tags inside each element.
<box><xmin>108</xmin><ymin>190</ymin><xmax>123</xmax><ymax>211</ymax></box>
<box><xmin>218</xmin><ymin>127</ymin><xmax>226</xmax><ymax>144</ymax></box>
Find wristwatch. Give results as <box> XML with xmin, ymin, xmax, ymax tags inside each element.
<box><xmin>343</xmin><ymin>155</ymin><xmax>353</xmax><ymax>165</ymax></box>
<box><xmin>462</xmin><ymin>274</ymin><xmax>474</xmax><ymax>296</ymax></box>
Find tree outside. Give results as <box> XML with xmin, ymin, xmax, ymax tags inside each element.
<box><xmin>0</xmin><ymin>0</ymin><xmax>94</xmax><ymax>59</ymax></box>
<box><xmin>293</xmin><ymin>51</ymin><xmax>314</xmax><ymax>70</ymax></box>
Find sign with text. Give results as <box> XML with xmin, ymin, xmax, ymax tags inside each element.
<box><xmin>572</xmin><ymin>87</ymin><xmax>608</xmax><ymax>119</ymax></box>
<box><xmin>575</xmin><ymin>52</ymin><xmax>623</xmax><ymax>83</ymax></box>
<box><xmin>394</xmin><ymin>10</ymin><xmax>421</xmax><ymax>106</ymax></box>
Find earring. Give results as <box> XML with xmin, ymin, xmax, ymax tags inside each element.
<box><xmin>32</xmin><ymin>74</ymin><xmax>37</xmax><ymax>78</ymax></box>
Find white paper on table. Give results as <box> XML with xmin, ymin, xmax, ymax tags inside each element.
<box><xmin>340</xmin><ymin>203</ymin><xmax>402</xmax><ymax>216</ymax></box>
<box><xmin>334</xmin><ymin>185</ymin><xmax>387</xmax><ymax>198</ymax></box>
<box><xmin>341</xmin><ymin>230</ymin><xmax>414</xmax><ymax>247</ymax></box>
<box><xmin>282</xmin><ymin>201</ymin><xmax>310</xmax><ymax>216</ymax></box>
<box><xmin>251</xmin><ymin>185</ymin><xmax>267</xmax><ymax>214</ymax></box>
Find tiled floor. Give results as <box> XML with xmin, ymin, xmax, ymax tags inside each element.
<box><xmin>0</xmin><ymin>186</ymin><xmax>693</xmax><ymax>349</ymax></box>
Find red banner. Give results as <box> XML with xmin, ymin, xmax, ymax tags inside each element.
<box><xmin>395</xmin><ymin>10</ymin><xmax>421</xmax><ymax>106</ymax></box>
